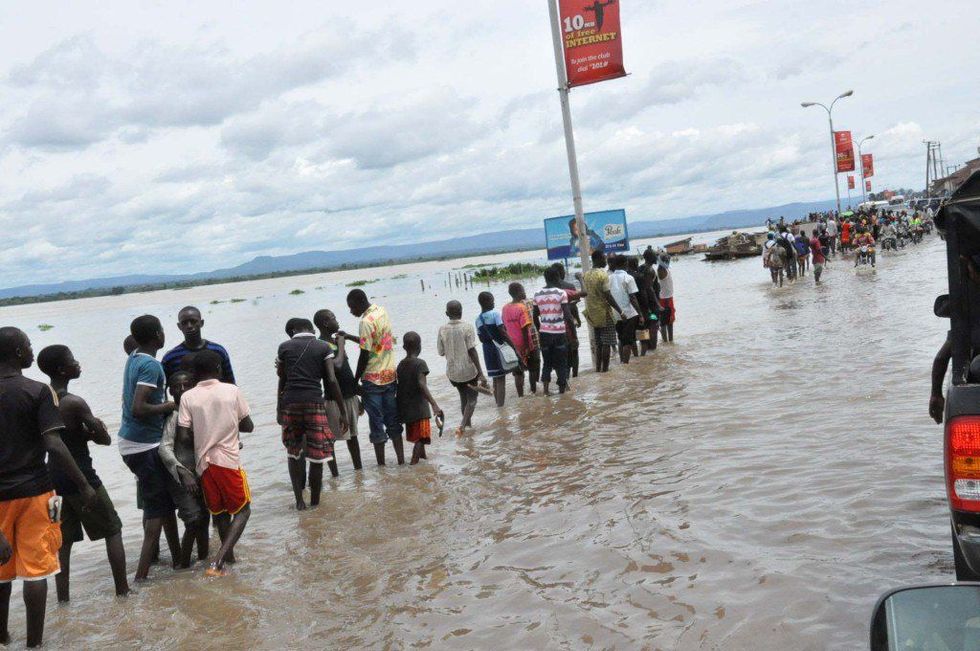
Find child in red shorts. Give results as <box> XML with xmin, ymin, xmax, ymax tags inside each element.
<box><xmin>396</xmin><ymin>332</ymin><xmax>443</xmax><ymax>465</ymax></box>
<box><xmin>175</xmin><ymin>350</ymin><xmax>254</xmax><ymax>577</ymax></box>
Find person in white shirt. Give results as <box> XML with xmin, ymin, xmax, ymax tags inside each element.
<box><xmin>608</xmin><ymin>255</ymin><xmax>644</xmax><ymax>363</ymax></box>
<box><xmin>657</xmin><ymin>258</ymin><xmax>675</xmax><ymax>343</ymax></box>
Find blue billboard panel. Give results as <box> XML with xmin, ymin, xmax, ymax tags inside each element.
<box><xmin>544</xmin><ymin>209</ymin><xmax>629</xmax><ymax>261</ymax></box>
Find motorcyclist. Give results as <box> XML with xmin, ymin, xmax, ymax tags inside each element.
<box><xmin>853</xmin><ymin>227</ymin><xmax>876</xmax><ymax>267</ymax></box>
<box><xmin>881</xmin><ymin>220</ymin><xmax>897</xmax><ymax>250</ymax></box>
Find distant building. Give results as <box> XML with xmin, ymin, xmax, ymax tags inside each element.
<box><xmin>931</xmin><ymin>157</ymin><xmax>980</xmax><ymax>196</ymax></box>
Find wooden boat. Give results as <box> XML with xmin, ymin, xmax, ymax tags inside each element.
<box><xmin>703</xmin><ymin>232</ymin><xmax>763</xmax><ymax>261</ymax></box>
<box><xmin>664</xmin><ymin>237</ymin><xmax>693</xmax><ymax>255</ymax></box>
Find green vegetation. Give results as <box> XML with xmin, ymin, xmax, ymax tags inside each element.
<box><xmin>0</xmin><ymin>248</ymin><xmax>552</xmax><ymax>309</ymax></box>
<box><xmin>230</xmin><ymin>298</ymin><xmax>246</xmax><ymax>303</ymax></box>
<box><xmin>391</xmin><ymin>274</ymin><xmax>407</xmax><ymax>280</ymax></box>
<box><xmin>289</xmin><ymin>289</ymin><xmax>305</xmax><ymax>295</ymax></box>
<box><xmin>37</xmin><ymin>324</ymin><xmax>54</xmax><ymax>332</ymax></box>
<box><xmin>471</xmin><ymin>263</ymin><xmax>549</xmax><ymax>282</ymax></box>
<box><xmin>346</xmin><ymin>279</ymin><xmax>379</xmax><ymax>288</ymax></box>
<box><xmin>210</xmin><ymin>300</ymin><xmax>223</xmax><ymax>305</ymax></box>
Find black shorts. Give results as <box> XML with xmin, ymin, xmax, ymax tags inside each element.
<box><xmin>122</xmin><ymin>448</ymin><xmax>175</xmax><ymax>519</ymax></box>
<box><xmin>61</xmin><ymin>485</ymin><xmax>123</xmax><ymax>543</ymax></box>
<box><xmin>616</xmin><ymin>317</ymin><xmax>639</xmax><ymax>346</ymax></box>
<box><xmin>450</xmin><ymin>375</ymin><xmax>478</xmax><ymax>390</ymax></box>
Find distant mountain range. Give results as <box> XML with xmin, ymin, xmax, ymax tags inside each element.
<box><xmin>0</xmin><ymin>198</ymin><xmax>837</xmax><ymax>300</ymax></box>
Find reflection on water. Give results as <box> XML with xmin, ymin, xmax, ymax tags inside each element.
<box><xmin>0</xmin><ymin>232</ymin><xmax>951</xmax><ymax>649</ymax></box>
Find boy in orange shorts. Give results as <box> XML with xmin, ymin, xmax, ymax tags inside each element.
<box><xmin>396</xmin><ymin>332</ymin><xmax>443</xmax><ymax>465</ymax></box>
<box><xmin>0</xmin><ymin>327</ymin><xmax>98</xmax><ymax>647</ymax></box>
<box><xmin>175</xmin><ymin>350</ymin><xmax>254</xmax><ymax>577</ymax></box>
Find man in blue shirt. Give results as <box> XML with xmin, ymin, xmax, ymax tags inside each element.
<box><xmin>162</xmin><ymin>306</ymin><xmax>235</xmax><ymax>384</ymax></box>
<box><xmin>119</xmin><ymin>315</ymin><xmax>178</xmax><ymax>581</ymax></box>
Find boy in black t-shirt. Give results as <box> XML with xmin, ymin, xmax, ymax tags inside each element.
<box><xmin>396</xmin><ymin>332</ymin><xmax>443</xmax><ymax>465</ymax></box>
<box><xmin>37</xmin><ymin>345</ymin><xmax>129</xmax><ymax>602</ymax></box>
<box><xmin>314</xmin><ymin>309</ymin><xmax>363</xmax><ymax>472</ymax></box>
<box><xmin>277</xmin><ymin>318</ymin><xmax>347</xmax><ymax>510</ymax></box>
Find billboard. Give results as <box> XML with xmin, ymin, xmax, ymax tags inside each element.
<box><xmin>862</xmin><ymin>153</ymin><xmax>874</xmax><ymax>178</ymax></box>
<box><xmin>847</xmin><ymin>175</ymin><xmax>855</xmax><ymax>190</ymax></box>
<box><xmin>559</xmin><ymin>0</ymin><xmax>627</xmax><ymax>88</ymax></box>
<box><xmin>834</xmin><ymin>131</ymin><xmax>855</xmax><ymax>172</ymax></box>
<box><xmin>865</xmin><ymin>179</ymin><xmax>872</xmax><ymax>192</ymax></box>
<box><xmin>544</xmin><ymin>209</ymin><xmax>629</xmax><ymax>260</ymax></box>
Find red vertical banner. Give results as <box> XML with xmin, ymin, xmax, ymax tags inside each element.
<box><xmin>865</xmin><ymin>179</ymin><xmax>872</xmax><ymax>192</ymax></box>
<box><xmin>559</xmin><ymin>0</ymin><xmax>627</xmax><ymax>87</ymax></box>
<box><xmin>834</xmin><ymin>131</ymin><xmax>855</xmax><ymax>172</ymax></box>
<box><xmin>847</xmin><ymin>175</ymin><xmax>855</xmax><ymax>190</ymax></box>
<box><xmin>862</xmin><ymin>153</ymin><xmax>874</xmax><ymax>178</ymax></box>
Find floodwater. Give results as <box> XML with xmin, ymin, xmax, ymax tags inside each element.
<box><xmin>0</xmin><ymin>231</ymin><xmax>952</xmax><ymax>650</ymax></box>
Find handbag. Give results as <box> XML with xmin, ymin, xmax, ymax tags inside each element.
<box><xmin>478</xmin><ymin>314</ymin><xmax>520</xmax><ymax>372</ymax></box>
<box><xmin>637</xmin><ymin>329</ymin><xmax>651</xmax><ymax>341</ymax></box>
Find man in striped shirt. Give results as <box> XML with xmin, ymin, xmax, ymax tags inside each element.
<box><xmin>532</xmin><ymin>266</ymin><xmax>576</xmax><ymax>395</ymax></box>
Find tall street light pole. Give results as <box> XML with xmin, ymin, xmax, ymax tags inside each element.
<box><xmin>802</xmin><ymin>90</ymin><xmax>853</xmax><ymax>216</ymax></box>
<box><xmin>857</xmin><ymin>134</ymin><xmax>874</xmax><ymax>205</ymax></box>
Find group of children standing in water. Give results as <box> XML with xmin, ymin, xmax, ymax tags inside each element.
<box><xmin>0</xmin><ymin>255</ymin><xmax>678</xmax><ymax>646</ymax></box>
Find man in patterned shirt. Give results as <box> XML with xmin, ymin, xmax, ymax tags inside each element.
<box><xmin>347</xmin><ymin>290</ymin><xmax>404</xmax><ymax>466</ymax></box>
<box><xmin>532</xmin><ymin>267</ymin><xmax>577</xmax><ymax>395</ymax></box>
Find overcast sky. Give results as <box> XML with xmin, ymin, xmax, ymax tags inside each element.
<box><xmin>1</xmin><ymin>0</ymin><xmax>977</xmax><ymax>288</ymax></box>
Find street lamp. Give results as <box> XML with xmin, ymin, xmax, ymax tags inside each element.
<box><xmin>858</xmin><ymin>134</ymin><xmax>874</xmax><ymax>205</ymax></box>
<box><xmin>802</xmin><ymin>89</ymin><xmax>854</xmax><ymax>215</ymax></box>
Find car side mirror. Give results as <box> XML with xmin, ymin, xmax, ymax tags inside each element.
<box><xmin>935</xmin><ymin>294</ymin><xmax>951</xmax><ymax>318</ymax></box>
<box><xmin>870</xmin><ymin>584</ymin><xmax>980</xmax><ymax>650</ymax></box>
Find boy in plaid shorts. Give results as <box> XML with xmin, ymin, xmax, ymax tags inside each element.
<box><xmin>277</xmin><ymin>319</ymin><xmax>347</xmax><ymax>510</ymax></box>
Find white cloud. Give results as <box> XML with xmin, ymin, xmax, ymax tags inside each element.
<box><xmin>0</xmin><ymin>0</ymin><xmax>977</xmax><ymax>288</ymax></box>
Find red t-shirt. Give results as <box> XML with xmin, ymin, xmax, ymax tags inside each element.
<box><xmin>810</xmin><ymin>237</ymin><xmax>826</xmax><ymax>264</ymax></box>
<box><xmin>841</xmin><ymin>222</ymin><xmax>852</xmax><ymax>242</ymax></box>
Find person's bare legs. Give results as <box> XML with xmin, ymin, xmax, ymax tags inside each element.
<box><xmin>0</xmin><ymin>581</ymin><xmax>10</xmax><ymax>644</ymax></box>
<box><xmin>136</xmin><ymin>517</ymin><xmax>164</xmax><ymax>580</ymax></box>
<box><xmin>196</xmin><ymin>513</ymin><xmax>210</xmax><ymax>561</ymax></box>
<box><xmin>163</xmin><ymin>513</ymin><xmax>180</xmax><ymax>568</ymax></box>
<box><xmin>346</xmin><ymin>438</ymin><xmax>363</xmax><ymax>470</ymax></box>
<box><xmin>105</xmin><ymin>532</ymin><xmax>130</xmax><ymax>595</ymax></box>
<box><xmin>211</xmin><ymin>505</ymin><xmax>250</xmax><ymax>572</ymax></box>
<box><xmin>410</xmin><ymin>440</ymin><xmax>423</xmax><ymax>465</ymax></box>
<box><xmin>513</xmin><ymin>370</ymin><xmax>525</xmax><ymax>397</ymax></box>
<box><xmin>461</xmin><ymin>386</ymin><xmax>478</xmax><ymax>429</ymax></box>
<box><xmin>287</xmin><ymin>457</ymin><xmax>307</xmax><ymax>510</ymax></box>
<box><xmin>492</xmin><ymin>377</ymin><xmax>506</xmax><ymax>407</ymax></box>
<box><xmin>667</xmin><ymin>324</ymin><xmax>674</xmax><ymax>343</ymax></box>
<box><xmin>23</xmin><ymin>579</ymin><xmax>47</xmax><ymax>648</ymax></box>
<box><xmin>55</xmin><ymin>542</ymin><xmax>72</xmax><ymax>602</ymax></box>
<box><xmin>179</xmin><ymin>525</ymin><xmax>196</xmax><ymax>569</ymax></box>
<box><xmin>308</xmin><ymin>462</ymin><xmax>323</xmax><ymax>507</ymax></box>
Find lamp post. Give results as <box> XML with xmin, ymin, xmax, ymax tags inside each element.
<box><xmin>802</xmin><ymin>90</ymin><xmax>854</xmax><ymax>216</ymax></box>
<box><xmin>858</xmin><ymin>134</ymin><xmax>874</xmax><ymax>205</ymax></box>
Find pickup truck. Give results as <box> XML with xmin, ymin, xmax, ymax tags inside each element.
<box><xmin>937</xmin><ymin>171</ymin><xmax>980</xmax><ymax>580</ymax></box>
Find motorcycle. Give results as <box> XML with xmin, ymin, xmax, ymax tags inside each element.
<box><xmin>855</xmin><ymin>245</ymin><xmax>876</xmax><ymax>268</ymax></box>
<box><xmin>881</xmin><ymin>235</ymin><xmax>898</xmax><ymax>251</ymax></box>
<box><xmin>912</xmin><ymin>227</ymin><xmax>924</xmax><ymax>244</ymax></box>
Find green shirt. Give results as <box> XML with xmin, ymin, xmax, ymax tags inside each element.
<box><xmin>583</xmin><ymin>268</ymin><xmax>615</xmax><ymax>328</ymax></box>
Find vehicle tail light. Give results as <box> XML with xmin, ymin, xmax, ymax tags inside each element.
<box><xmin>947</xmin><ymin>416</ymin><xmax>980</xmax><ymax>512</ymax></box>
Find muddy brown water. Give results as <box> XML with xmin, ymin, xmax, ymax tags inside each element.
<box><xmin>0</xmin><ymin>232</ymin><xmax>952</xmax><ymax>649</ymax></box>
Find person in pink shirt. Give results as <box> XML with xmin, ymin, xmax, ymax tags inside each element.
<box><xmin>808</xmin><ymin>230</ymin><xmax>826</xmax><ymax>284</ymax></box>
<box><xmin>175</xmin><ymin>350</ymin><xmax>253</xmax><ymax>578</ymax></box>
<box><xmin>501</xmin><ymin>283</ymin><xmax>539</xmax><ymax>396</ymax></box>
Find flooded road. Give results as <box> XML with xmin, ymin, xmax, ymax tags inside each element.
<box><xmin>0</xmin><ymin>232</ymin><xmax>951</xmax><ymax>649</ymax></box>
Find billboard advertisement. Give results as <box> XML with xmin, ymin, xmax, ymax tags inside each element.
<box><xmin>834</xmin><ymin>131</ymin><xmax>855</xmax><ymax>173</ymax></box>
<box><xmin>847</xmin><ymin>175</ymin><xmax>855</xmax><ymax>190</ymax></box>
<box><xmin>559</xmin><ymin>0</ymin><xmax>627</xmax><ymax>88</ymax></box>
<box><xmin>862</xmin><ymin>153</ymin><xmax>874</xmax><ymax>178</ymax></box>
<box><xmin>544</xmin><ymin>209</ymin><xmax>629</xmax><ymax>261</ymax></box>
<box><xmin>865</xmin><ymin>179</ymin><xmax>872</xmax><ymax>192</ymax></box>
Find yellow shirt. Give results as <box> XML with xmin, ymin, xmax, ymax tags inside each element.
<box><xmin>359</xmin><ymin>304</ymin><xmax>396</xmax><ymax>385</ymax></box>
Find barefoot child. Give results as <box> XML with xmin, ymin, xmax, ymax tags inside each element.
<box><xmin>277</xmin><ymin>318</ymin><xmax>347</xmax><ymax>509</ymax></box>
<box><xmin>37</xmin><ymin>345</ymin><xmax>129</xmax><ymax>602</ymax></box>
<box><xmin>175</xmin><ymin>351</ymin><xmax>254</xmax><ymax>577</ymax></box>
<box><xmin>501</xmin><ymin>283</ymin><xmax>539</xmax><ymax>395</ymax></box>
<box><xmin>437</xmin><ymin>301</ymin><xmax>488</xmax><ymax>436</ymax></box>
<box><xmin>159</xmin><ymin>370</ymin><xmax>210</xmax><ymax>567</ymax></box>
<box><xmin>396</xmin><ymin>332</ymin><xmax>443</xmax><ymax>465</ymax></box>
<box><xmin>475</xmin><ymin>292</ymin><xmax>521</xmax><ymax>407</ymax></box>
